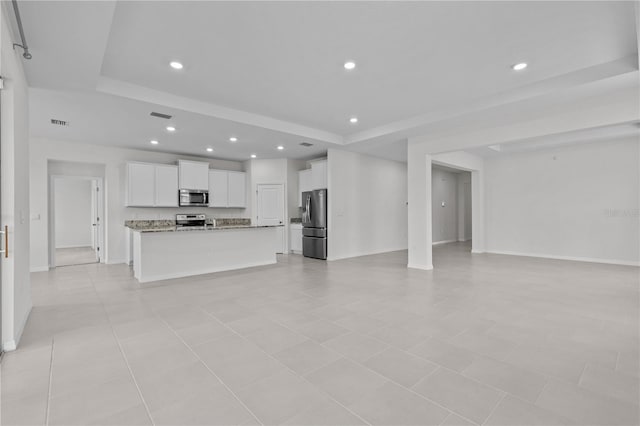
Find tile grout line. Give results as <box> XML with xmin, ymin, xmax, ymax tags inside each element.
<box><xmin>576</xmin><ymin>361</ymin><xmax>589</xmax><ymax>387</ymax></box>
<box><xmin>210</xmin><ymin>308</ymin><xmax>483</xmax><ymax>426</ymax></box>
<box><xmin>112</xmin><ymin>334</ymin><xmax>156</xmax><ymax>426</ymax></box>
<box><xmin>480</xmin><ymin>392</ymin><xmax>507</xmax><ymax>426</ymax></box>
<box><xmin>197</xmin><ymin>307</ymin><xmax>374</xmax><ymax>426</ymax></box>
<box><xmin>44</xmin><ymin>338</ymin><xmax>54</xmax><ymax>426</ymax></box>
<box><xmin>281</xmin><ymin>320</ymin><xmax>485</xmax><ymax>424</ymax></box>
<box><xmin>91</xmin><ymin>273</ymin><xmax>156</xmax><ymax>426</ymax></box>
<box><xmin>159</xmin><ymin>318</ymin><xmax>265</xmax><ymax>426</ymax></box>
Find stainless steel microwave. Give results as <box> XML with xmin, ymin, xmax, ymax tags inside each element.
<box><xmin>179</xmin><ymin>189</ymin><xmax>209</xmax><ymax>207</ymax></box>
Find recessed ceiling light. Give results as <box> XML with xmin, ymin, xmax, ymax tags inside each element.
<box><xmin>250</xmin><ymin>154</ymin><xmax>257</xmax><ymax>158</ymax></box>
<box><xmin>206</xmin><ymin>147</ymin><xmax>214</xmax><ymax>152</ymax></box>
<box><xmin>344</xmin><ymin>61</ymin><xmax>356</xmax><ymax>70</ymax></box>
<box><xmin>512</xmin><ymin>62</ymin><xmax>527</xmax><ymax>71</ymax></box>
<box><xmin>169</xmin><ymin>61</ymin><xmax>183</xmax><ymax>70</ymax></box>
<box><xmin>229</xmin><ymin>137</ymin><xmax>238</xmax><ymax>142</ymax></box>
<box><xmin>166</xmin><ymin>126</ymin><xmax>176</xmax><ymax>132</ymax></box>
<box><xmin>277</xmin><ymin>145</ymin><xmax>284</xmax><ymax>150</ymax></box>
<box><xmin>150</xmin><ymin>140</ymin><xmax>159</xmax><ymax>145</ymax></box>
<box><xmin>349</xmin><ymin>117</ymin><xmax>358</xmax><ymax>124</ymax></box>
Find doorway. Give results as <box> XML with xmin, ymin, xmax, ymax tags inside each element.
<box><xmin>431</xmin><ymin>165</ymin><xmax>472</xmax><ymax>250</ymax></box>
<box><xmin>257</xmin><ymin>183</ymin><xmax>285</xmax><ymax>254</ymax></box>
<box><xmin>50</xmin><ymin>176</ymin><xmax>103</xmax><ymax>267</ymax></box>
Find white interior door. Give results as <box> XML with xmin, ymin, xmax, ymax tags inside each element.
<box><xmin>257</xmin><ymin>184</ymin><xmax>285</xmax><ymax>253</ymax></box>
<box><xmin>92</xmin><ymin>179</ymin><xmax>103</xmax><ymax>262</ymax></box>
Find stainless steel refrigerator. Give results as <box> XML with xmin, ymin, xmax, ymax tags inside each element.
<box><xmin>302</xmin><ymin>189</ymin><xmax>327</xmax><ymax>259</ymax></box>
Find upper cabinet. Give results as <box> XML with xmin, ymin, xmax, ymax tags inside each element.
<box><xmin>178</xmin><ymin>160</ymin><xmax>209</xmax><ymax>190</ymax></box>
<box><xmin>297</xmin><ymin>159</ymin><xmax>328</xmax><ymax>206</ymax></box>
<box><xmin>227</xmin><ymin>171</ymin><xmax>246</xmax><ymax>208</ymax></box>
<box><xmin>126</xmin><ymin>162</ymin><xmax>178</xmax><ymax>207</ymax></box>
<box><xmin>154</xmin><ymin>165</ymin><xmax>179</xmax><ymax>207</ymax></box>
<box><xmin>125</xmin><ymin>160</ymin><xmax>245</xmax><ymax>208</ymax></box>
<box><xmin>310</xmin><ymin>159</ymin><xmax>328</xmax><ymax>190</ymax></box>
<box><xmin>298</xmin><ymin>169</ymin><xmax>312</xmax><ymax>207</ymax></box>
<box><xmin>127</xmin><ymin>163</ymin><xmax>155</xmax><ymax>207</ymax></box>
<box><xmin>208</xmin><ymin>170</ymin><xmax>228</xmax><ymax>208</ymax></box>
<box><xmin>209</xmin><ymin>169</ymin><xmax>246</xmax><ymax>208</ymax></box>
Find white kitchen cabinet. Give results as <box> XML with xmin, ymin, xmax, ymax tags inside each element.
<box><xmin>227</xmin><ymin>171</ymin><xmax>246</xmax><ymax>208</ymax></box>
<box><xmin>208</xmin><ymin>170</ymin><xmax>228</xmax><ymax>208</ymax></box>
<box><xmin>290</xmin><ymin>223</ymin><xmax>302</xmax><ymax>254</ymax></box>
<box><xmin>178</xmin><ymin>160</ymin><xmax>209</xmax><ymax>190</ymax></box>
<box><xmin>126</xmin><ymin>162</ymin><xmax>155</xmax><ymax>207</ymax></box>
<box><xmin>154</xmin><ymin>165</ymin><xmax>179</xmax><ymax>207</ymax></box>
<box><xmin>311</xmin><ymin>159</ymin><xmax>327</xmax><ymax>190</ymax></box>
<box><xmin>209</xmin><ymin>169</ymin><xmax>246</xmax><ymax>208</ymax></box>
<box><xmin>298</xmin><ymin>169</ymin><xmax>313</xmax><ymax>207</ymax></box>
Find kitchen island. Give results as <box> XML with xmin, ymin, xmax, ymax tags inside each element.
<box><xmin>126</xmin><ymin>221</ymin><xmax>281</xmax><ymax>283</ymax></box>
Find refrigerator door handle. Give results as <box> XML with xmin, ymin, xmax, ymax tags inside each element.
<box><xmin>305</xmin><ymin>194</ymin><xmax>311</xmax><ymax>223</ymax></box>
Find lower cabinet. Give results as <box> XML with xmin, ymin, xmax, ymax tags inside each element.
<box><xmin>290</xmin><ymin>224</ymin><xmax>303</xmax><ymax>254</ymax></box>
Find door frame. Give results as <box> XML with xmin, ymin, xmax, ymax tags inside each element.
<box><xmin>49</xmin><ymin>175</ymin><xmax>105</xmax><ymax>268</ymax></box>
<box><xmin>431</xmin><ymin>159</ymin><xmax>484</xmax><ymax>255</ymax></box>
<box><xmin>256</xmin><ymin>183</ymin><xmax>286</xmax><ymax>254</ymax></box>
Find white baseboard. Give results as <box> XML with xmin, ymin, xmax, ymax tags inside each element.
<box><xmin>432</xmin><ymin>239</ymin><xmax>457</xmax><ymax>246</ymax></box>
<box><xmin>485</xmin><ymin>250</ymin><xmax>640</xmax><ymax>267</ymax></box>
<box><xmin>327</xmin><ymin>246</ymin><xmax>408</xmax><ymax>262</ymax></box>
<box><xmin>471</xmin><ymin>250</ymin><xmax>485</xmax><ymax>254</ymax></box>
<box><xmin>407</xmin><ymin>263</ymin><xmax>433</xmax><ymax>271</ymax></box>
<box><xmin>106</xmin><ymin>258</ymin><xmax>127</xmax><ymax>265</ymax></box>
<box><xmin>2</xmin><ymin>340</ymin><xmax>16</xmax><ymax>351</ymax></box>
<box><xmin>5</xmin><ymin>301</ymin><xmax>33</xmax><ymax>351</ymax></box>
<box><xmin>458</xmin><ymin>238</ymin><xmax>472</xmax><ymax>242</ymax></box>
<box><xmin>55</xmin><ymin>244</ymin><xmax>93</xmax><ymax>249</ymax></box>
<box><xmin>30</xmin><ymin>265</ymin><xmax>50</xmax><ymax>272</ymax></box>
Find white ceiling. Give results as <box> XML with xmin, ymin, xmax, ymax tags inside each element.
<box><xmin>30</xmin><ymin>88</ymin><xmax>333</xmax><ymax>160</ymax></box>
<box><xmin>17</xmin><ymin>1</ymin><xmax>640</xmax><ymax>163</ymax></box>
<box><xmin>100</xmin><ymin>1</ymin><xmax>636</xmax><ymax>133</ymax></box>
<box><xmin>466</xmin><ymin>122</ymin><xmax>640</xmax><ymax>157</ymax></box>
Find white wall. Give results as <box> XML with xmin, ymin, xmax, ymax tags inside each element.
<box><xmin>327</xmin><ymin>149</ymin><xmax>408</xmax><ymax>260</ymax></box>
<box><xmin>30</xmin><ymin>138</ymin><xmax>247</xmax><ymax>270</ymax></box>
<box><xmin>457</xmin><ymin>172</ymin><xmax>472</xmax><ymax>242</ymax></box>
<box><xmin>431</xmin><ymin>168</ymin><xmax>458</xmax><ymax>244</ymax></box>
<box><xmin>54</xmin><ymin>178</ymin><xmax>93</xmax><ymax>248</ymax></box>
<box><xmin>485</xmin><ymin>138</ymin><xmax>640</xmax><ymax>265</ymax></box>
<box><xmin>244</xmin><ymin>158</ymin><xmax>291</xmax><ymax>252</ymax></box>
<box><xmin>245</xmin><ymin>158</ymin><xmax>288</xmax><ymax>224</ymax></box>
<box><xmin>287</xmin><ymin>159</ymin><xmax>306</xmax><ymax>219</ymax></box>
<box><xmin>1</xmin><ymin>3</ymin><xmax>32</xmax><ymax>351</ymax></box>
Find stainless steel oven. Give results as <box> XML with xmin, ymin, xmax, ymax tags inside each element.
<box><xmin>176</xmin><ymin>214</ymin><xmax>206</xmax><ymax>230</ymax></box>
<box><xmin>179</xmin><ymin>189</ymin><xmax>209</xmax><ymax>207</ymax></box>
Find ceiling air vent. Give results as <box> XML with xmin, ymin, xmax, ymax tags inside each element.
<box><xmin>150</xmin><ymin>111</ymin><xmax>172</xmax><ymax>120</ymax></box>
<box><xmin>50</xmin><ymin>119</ymin><xmax>69</xmax><ymax>126</ymax></box>
<box><xmin>299</xmin><ymin>142</ymin><xmax>313</xmax><ymax>147</ymax></box>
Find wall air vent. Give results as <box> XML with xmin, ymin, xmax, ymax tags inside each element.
<box><xmin>50</xmin><ymin>119</ymin><xmax>69</xmax><ymax>126</ymax></box>
<box><xmin>299</xmin><ymin>142</ymin><xmax>313</xmax><ymax>147</ymax></box>
<box><xmin>150</xmin><ymin>111</ymin><xmax>172</xmax><ymax>120</ymax></box>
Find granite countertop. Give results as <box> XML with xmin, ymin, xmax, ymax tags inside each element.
<box><xmin>127</xmin><ymin>224</ymin><xmax>283</xmax><ymax>233</ymax></box>
<box><xmin>125</xmin><ymin>218</ymin><xmax>282</xmax><ymax>233</ymax></box>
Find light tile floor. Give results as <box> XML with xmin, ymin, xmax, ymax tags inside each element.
<box><xmin>55</xmin><ymin>246</ymin><xmax>98</xmax><ymax>267</ymax></box>
<box><xmin>2</xmin><ymin>243</ymin><xmax>639</xmax><ymax>425</ymax></box>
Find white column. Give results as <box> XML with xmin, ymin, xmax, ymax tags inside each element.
<box><xmin>471</xmin><ymin>170</ymin><xmax>485</xmax><ymax>253</ymax></box>
<box><xmin>407</xmin><ymin>143</ymin><xmax>433</xmax><ymax>270</ymax></box>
